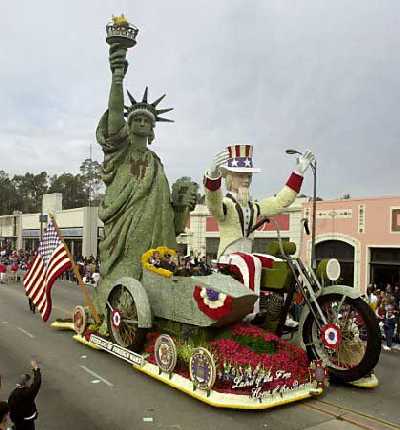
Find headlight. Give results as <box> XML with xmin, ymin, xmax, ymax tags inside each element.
<box><xmin>317</xmin><ymin>258</ymin><xmax>341</xmax><ymax>282</ymax></box>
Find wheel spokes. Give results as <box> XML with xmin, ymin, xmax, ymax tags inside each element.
<box><xmin>312</xmin><ymin>298</ymin><xmax>370</xmax><ymax>370</ymax></box>
<box><xmin>109</xmin><ymin>286</ymin><xmax>140</xmax><ymax>348</ymax></box>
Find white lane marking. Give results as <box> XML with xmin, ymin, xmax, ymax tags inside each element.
<box><xmin>91</xmin><ymin>380</ymin><xmax>101</xmax><ymax>384</ymax></box>
<box><xmin>81</xmin><ymin>355</ymin><xmax>87</xmax><ymax>359</ymax></box>
<box><xmin>17</xmin><ymin>327</ymin><xmax>35</xmax><ymax>338</ymax></box>
<box><xmin>1</xmin><ymin>321</ymin><xmax>8</xmax><ymax>324</ymax></box>
<box><xmin>143</xmin><ymin>417</ymin><xmax>154</xmax><ymax>423</ymax></box>
<box><xmin>80</xmin><ymin>365</ymin><xmax>113</xmax><ymax>387</ymax></box>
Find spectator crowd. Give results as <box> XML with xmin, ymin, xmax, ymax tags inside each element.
<box><xmin>148</xmin><ymin>252</ymin><xmax>212</xmax><ymax>277</ymax></box>
<box><xmin>366</xmin><ymin>283</ymin><xmax>400</xmax><ymax>352</ymax></box>
<box><xmin>0</xmin><ymin>246</ymin><xmax>36</xmax><ymax>284</ymax></box>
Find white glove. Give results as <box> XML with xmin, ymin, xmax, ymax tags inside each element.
<box><xmin>208</xmin><ymin>149</ymin><xmax>230</xmax><ymax>179</ymax></box>
<box><xmin>295</xmin><ymin>150</ymin><xmax>315</xmax><ymax>175</ymax></box>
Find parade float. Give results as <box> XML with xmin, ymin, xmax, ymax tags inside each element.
<box><xmin>52</xmin><ymin>15</ymin><xmax>381</xmax><ymax>409</ymax></box>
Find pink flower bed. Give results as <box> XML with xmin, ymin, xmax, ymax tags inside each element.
<box><xmin>144</xmin><ymin>323</ymin><xmax>311</xmax><ymax>395</ymax></box>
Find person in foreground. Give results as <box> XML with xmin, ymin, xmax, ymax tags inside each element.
<box><xmin>0</xmin><ymin>402</ymin><xmax>11</xmax><ymax>430</ymax></box>
<box><xmin>8</xmin><ymin>360</ymin><xmax>41</xmax><ymax>430</ymax></box>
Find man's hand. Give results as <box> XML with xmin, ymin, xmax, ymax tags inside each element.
<box><xmin>209</xmin><ymin>149</ymin><xmax>230</xmax><ymax>179</ymax></box>
<box><xmin>295</xmin><ymin>150</ymin><xmax>315</xmax><ymax>175</ymax></box>
<box><xmin>31</xmin><ymin>359</ymin><xmax>39</xmax><ymax>370</ymax></box>
<box><xmin>109</xmin><ymin>43</ymin><xmax>128</xmax><ymax>77</ymax></box>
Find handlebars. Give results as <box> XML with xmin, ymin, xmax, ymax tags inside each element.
<box><xmin>249</xmin><ymin>216</ymin><xmax>310</xmax><ymax>260</ymax></box>
<box><xmin>302</xmin><ymin>218</ymin><xmax>310</xmax><ymax>235</ymax></box>
<box><xmin>248</xmin><ymin>216</ymin><xmax>271</xmax><ymax>235</ymax></box>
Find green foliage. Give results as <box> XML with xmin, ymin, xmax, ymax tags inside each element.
<box><xmin>79</xmin><ymin>158</ymin><xmax>103</xmax><ymax>205</ymax></box>
<box><xmin>88</xmin><ymin>321</ymin><xmax>104</xmax><ymax>334</ymax></box>
<box><xmin>48</xmin><ymin>173</ymin><xmax>88</xmax><ymax>209</ymax></box>
<box><xmin>12</xmin><ymin>171</ymin><xmax>49</xmax><ymax>213</ymax></box>
<box><xmin>155</xmin><ymin>320</ymin><xmax>210</xmax><ymax>344</ymax></box>
<box><xmin>155</xmin><ymin>320</ymin><xmax>211</xmax><ymax>365</ymax></box>
<box><xmin>212</xmin><ymin>325</ymin><xmax>277</xmax><ymax>354</ymax></box>
<box><xmin>0</xmin><ymin>171</ymin><xmax>18</xmax><ymax>215</ymax></box>
<box><xmin>0</xmin><ymin>157</ymin><xmax>104</xmax><ymax>215</ymax></box>
<box><xmin>176</xmin><ymin>343</ymin><xmax>196</xmax><ymax>366</ymax></box>
<box><xmin>234</xmin><ymin>335</ymin><xmax>276</xmax><ymax>354</ymax></box>
<box><xmin>176</xmin><ymin>336</ymin><xmax>210</xmax><ymax>366</ymax></box>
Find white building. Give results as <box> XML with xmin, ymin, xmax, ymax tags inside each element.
<box><xmin>0</xmin><ymin>194</ymin><xmax>102</xmax><ymax>258</ymax></box>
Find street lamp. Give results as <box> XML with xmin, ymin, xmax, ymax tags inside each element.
<box><xmin>286</xmin><ymin>149</ymin><xmax>317</xmax><ymax>270</ymax></box>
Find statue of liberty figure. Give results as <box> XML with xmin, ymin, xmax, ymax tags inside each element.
<box><xmin>94</xmin><ymin>41</ymin><xmax>196</xmax><ymax>316</ymax></box>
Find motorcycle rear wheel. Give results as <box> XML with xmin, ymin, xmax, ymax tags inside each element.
<box><xmin>302</xmin><ymin>293</ymin><xmax>381</xmax><ymax>383</ymax></box>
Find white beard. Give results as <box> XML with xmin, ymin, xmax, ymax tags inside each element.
<box><xmin>237</xmin><ymin>187</ymin><xmax>250</xmax><ymax>207</ymax></box>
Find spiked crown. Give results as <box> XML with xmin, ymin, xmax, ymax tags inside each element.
<box><xmin>125</xmin><ymin>87</ymin><xmax>174</xmax><ymax>123</ymax></box>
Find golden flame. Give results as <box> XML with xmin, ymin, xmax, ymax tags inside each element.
<box><xmin>112</xmin><ymin>14</ymin><xmax>129</xmax><ymax>26</ymax></box>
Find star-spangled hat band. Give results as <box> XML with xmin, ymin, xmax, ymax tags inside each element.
<box><xmin>221</xmin><ymin>144</ymin><xmax>261</xmax><ymax>173</ymax></box>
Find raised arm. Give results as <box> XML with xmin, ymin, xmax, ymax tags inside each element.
<box><xmin>258</xmin><ymin>173</ymin><xmax>302</xmax><ymax>216</ymax></box>
<box><xmin>258</xmin><ymin>150</ymin><xmax>315</xmax><ymax>215</ymax></box>
<box><xmin>204</xmin><ymin>150</ymin><xmax>230</xmax><ymax>221</ymax></box>
<box><xmin>107</xmin><ymin>44</ymin><xmax>128</xmax><ymax>135</ymax></box>
<box><xmin>27</xmin><ymin>361</ymin><xmax>41</xmax><ymax>399</ymax></box>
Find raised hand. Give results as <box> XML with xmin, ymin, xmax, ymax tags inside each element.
<box><xmin>295</xmin><ymin>150</ymin><xmax>315</xmax><ymax>175</ymax></box>
<box><xmin>172</xmin><ymin>180</ymin><xmax>198</xmax><ymax>211</ymax></box>
<box><xmin>209</xmin><ymin>149</ymin><xmax>230</xmax><ymax>178</ymax></box>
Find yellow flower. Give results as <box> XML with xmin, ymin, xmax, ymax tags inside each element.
<box><xmin>141</xmin><ymin>246</ymin><xmax>177</xmax><ymax>278</ymax></box>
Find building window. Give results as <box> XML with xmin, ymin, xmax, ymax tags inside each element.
<box><xmin>358</xmin><ymin>205</ymin><xmax>365</xmax><ymax>234</ymax></box>
<box><xmin>392</xmin><ymin>209</ymin><xmax>400</xmax><ymax>232</ymax></box>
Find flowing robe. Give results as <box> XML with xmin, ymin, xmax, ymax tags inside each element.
<box><xmin>96</xmin><ymin>111</ymin><xmax>177</xmax><ymax>306</ymax></box>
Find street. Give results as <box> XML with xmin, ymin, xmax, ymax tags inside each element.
<box><xmin>0</xmin><ymin>280</ymin><xmax>399</xmax><ymax>430</ymax></box>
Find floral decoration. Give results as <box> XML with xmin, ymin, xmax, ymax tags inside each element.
<box><xmin>193</xmin><ymin>286</ymin><xmax>233</xmax><ymax>320</ymax></box>
<box><xmin>141</xmin><ymin>246</ymin><xmax>177</xmax><ymax>278</ymax></box>
<box><xmin>143</xmin><ymin>323</ymin><xmax>312</xmax><ymax>396</ymax></box>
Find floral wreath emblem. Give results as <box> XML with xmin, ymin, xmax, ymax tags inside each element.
<box><xmin>154</xmin><ymin>334</ymin><xmax>177</xmax><ymax>374</ymax></box>
<box><xmin>320</xmin><ymin>323</ymin><xmax>342</xmax><ymax>350</ymax></box>
<box><xmin>309</xmin><ymin>360</ymin><xmax>329</xmax><ymax>388</ymax></box>
<box><xmin>111</xmin><ymin>309</ymin><xmax>122</xmax><ymax>328</ymax></box>
<box><xmin>189</xmin><ymin>347</ymin><xmax>216</xmax><ymax>391</ymax></box>
<box><xmin>193</xmin><ymin>286</ymin><xmax>233</xmax><ymax>320</ymax></box>
<box><xmin>73</xmin><ymin>305</ymin><xmax>87</xmax><ymax>335</ymax></box>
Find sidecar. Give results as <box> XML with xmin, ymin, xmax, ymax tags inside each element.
<box><xmin>105</xmin><ymin>247</ymin><xmax>258</xmax><ymax>351</ymax></box>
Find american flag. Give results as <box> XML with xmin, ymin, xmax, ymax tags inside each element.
<box><xmin>23</xmin><ymin>219</ymin><xmax>72</xmax><ymax>321</ymax></box>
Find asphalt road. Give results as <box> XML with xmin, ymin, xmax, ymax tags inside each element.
<box><xmin>0</xmin><ymin>280</ymin><xmax>399</xmax><ymax>430</ymax></box>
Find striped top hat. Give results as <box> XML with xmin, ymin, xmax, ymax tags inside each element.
<box><xmin>222</xmin><ymin>144</ymin><xmax>261</xmax><ymax>173</ymax></box>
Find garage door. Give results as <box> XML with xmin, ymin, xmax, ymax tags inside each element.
<box><xmin>370</xmin><ymin>248</ymin><xmax>400</xmax><ymax>287</ymax></box>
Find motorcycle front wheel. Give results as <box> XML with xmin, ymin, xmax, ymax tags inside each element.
<box><xmin>302</xmin><ymin>293</ymin><xmax>381</xmax><ymax>383</ymax></box>
<box><xmin>107</xmin><ymin>284</ymin><xmax>146</xmax><ymax>352</ymax></box>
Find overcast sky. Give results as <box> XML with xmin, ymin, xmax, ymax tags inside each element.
<box><xmin>1</xmin><ymin>1</ymin><xmax>399</xmax><ymax>200</ymax></box>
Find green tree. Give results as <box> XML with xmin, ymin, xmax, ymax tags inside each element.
<box><xmin>49</xmin><ymin>173</ymin><xmax>87</xmax><ymax>209</ymax></box>
<box><xmin>79</xmin><ymin>158</ymin><xmax>103</xmax><ymax>205</ymax></box>
<box><xmin>12</xmin><ymin>172</ymin><xmax>48</xmax><ymax>213</ymax></box>
<box><xmin>0</xmin><ymin>171</ymin><xmax>19</xmax><ymax>215</ymax></box>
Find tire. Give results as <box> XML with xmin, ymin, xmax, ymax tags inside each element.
<box><xmin>107</xmin><ymin>284</ymin><xmax>146</xmax><ymax>352</ymax></box>
<box><xmin>302</xmin><ymin>293</ymin><xmax>381</xmax><ymax>383</ymax></box>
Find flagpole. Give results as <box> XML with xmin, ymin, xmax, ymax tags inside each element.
<box><xmin>49</xmin><ymin>214</ymin><xmax>101</xmax><ymax>324</ymax></box>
